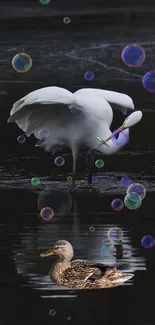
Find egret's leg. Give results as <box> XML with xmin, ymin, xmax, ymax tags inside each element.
<box><xmin>72</xmin><ymin>149</ymin><xmax>77</xmax><ymax>187</ymax></box>
<box><xmin>87</xmin><ymin>150</ymin><xmax>95</xmax><ymax>186</ymax></box>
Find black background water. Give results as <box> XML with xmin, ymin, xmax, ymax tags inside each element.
<box><xmin>1</xmin><ymin>1</ymin><xmax>155</xmax><ymax>324</ymax></box>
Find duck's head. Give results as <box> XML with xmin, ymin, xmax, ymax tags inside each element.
<box><xmin>40</xmin><ymin>240</ymin><xmax>74</xmax><ymax>261</ymax></box>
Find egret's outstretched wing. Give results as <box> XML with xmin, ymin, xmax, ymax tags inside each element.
<box><xmin>7</xmin><ymin>87</ymin><xmax>82</xmax><ymax>151</ymax></box>
<box><xmin>8</xmin><ymin>86</ymin><xmax>74</xmax><ymax>124</ymax></box>
<box><xmin>7</xmin><ymin>86</ymin><xmax>113</xmax><ymax>152</ymax></box>
<box><xmin>74</xmin><ymin>88</ymin><xmax>135</xmax><ymax>115</ymax></box>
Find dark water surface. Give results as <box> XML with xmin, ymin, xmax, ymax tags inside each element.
<box><xmin>1</xmin><ymin>0</ymin><xmax>155</xmax><ymax>324</ymax></box>
<box><xmin>1</xmin><ymin>155</ymin><xmax>155</xmax><ymax>324</ymax></box>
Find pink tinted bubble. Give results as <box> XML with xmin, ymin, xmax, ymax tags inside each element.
<box><xmin>111</xmin><ymin>199</ymin><xmax>124</xmax><ymax>211</ymax></box>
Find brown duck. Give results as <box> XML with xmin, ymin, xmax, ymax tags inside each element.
<box><xmin>40</xmin><ymin>240</ymin><xmax>134</xmax><ymax>289</ymax></box>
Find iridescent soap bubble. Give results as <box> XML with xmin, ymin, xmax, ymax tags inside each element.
<box><xmin>54</xmin><ymin>156</ymin><xmax>65</xmax><ymax>166</ymax></box>
<box><xmin>112</xmin><ymin>130</ymin><xmax>129</xmax><ymax>147</ymax></box>
<box><xmin>89</xmin><ymin>226</ymin><xmax>95</xmax><ymax>232</ymax></box>
<box><xmin>107</xmin><ymin>227</ymin><xmax>123</xmax><ymax>242</ymax></box>
<box><xmin>17</xmin><ymin>135</ymin><xmax>26</xmax><ymax>144</ymax></box>
<box><xmin>121</xmin><ymin>176</ymin><xmax>132</xmax><ymax>188</ymax></box>
<box><xmin>124</xmin><ymin>192</ymin><xmax>142</xmax><ymax>210</ymax></box>
<box><xmin>31</xmin><ymin>177</ymin><xmax>40</xmax><ymax>186</ymax></box>
<box><xmin>101</xmin><ymin>239</ymin><xmax>113</xmax><ymax>254</ymax></box>
<box><xmin>95</xmin><ymin>159</ymin><xmax>104</xmax><ymax>168</ymax></box>
<box><xmin>127</xmin><ymin>183</ymin><xmax>146</xmax><ymax>200</ymax></box>
<box><xmin>142</xmin><ymin>71</ymin><xmax>155</xmax><ymax>92</ymax></box>
<box><xmin>49</xmin><ymin>309</ymin><xmax>56</xmax><ymax>316</ymax></box>
<box><xmin>38</xmin><ymin>128</ymin><xmax>49</xmax><ymax>138</ymax></box>
<box><xmin>141</xmin><ymin>235</ymin><xmax>155</xmax><ymax>248</ymax></box>
<box><xmin>63</xmin><ymin>17</ymin><xmax>71</xmax><ymax>24</ymax></box>
<box><xmin>84</xmin><ymin>71</ymin><xmax>94</xmax><ymax>81</ymax></box>
<box><xmin>67</xmin><ymin>176</ymin><xmax>72</xmax><ymax>182</ymax></box>
<box><xmin>121</xmin><ymin>44</ymin><xmax>145</xmax><ymax>67</ymax></box>
<box><xmin>39</xmin><ymin>0</ymin><xmax>51</xmax><ymax>4</ymax></box>
<box><xmin>100</xmin><ymin>245</ymin><xmax>110</xmax><ymax>254</ymax></box>
<box><xmin>38</xmin><ymin>187</ymin><xmax>72</xmax><ymax>217</ymax></box>
<box><xmin>12</xmin><ymin>53</ymin><xmax>32</xmax><ymax>73</ymax></box>
<box><xmin>40</xmin><ymin>207</ymin><xmax>54</xmax><ymax>220</ymax></box>
<box><xmin>123</xmin><ymin>249</ymin><xmax>132</xmax><ymax>258</ymax></box>
<box><xmin>111</xmin><ymin>198</ymin><xmax>124</xmax><ymax>211</ymax></box>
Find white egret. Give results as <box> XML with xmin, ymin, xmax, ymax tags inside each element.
<box><xmin>7</xmin><ymin>86</ymin><xmax>142</xmax><ymax>186</ymax></box>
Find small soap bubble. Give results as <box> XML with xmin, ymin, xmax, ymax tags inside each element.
<box><xmin>123</xmin><ymin>249</ymin><xmax>132</xmax><ymax>258</ymax></box>
<box><xmin>67</xmin><ymin>317</ymin><xmax>71</xmax><ymax>320</ymax></box>
<box><xmin>95</xmin><ymin>159</ymin><xmax>104</xmax><ymax>168</ymax></box>
<box><xmin>12</xmin><ymin>53</ymin><xmax>32</xmax><ymax>73</ymax></box>
<box><xmin>89</xmin><ymin>226</ymin><xmax>95</xmax><ymax>232</ymax></box>
<box><xmin>84</xmin><ymin>71</ymin><xmax>94</xmax><ymax>80</ymax></box>
<box><xmin>141</xmin><ymin>235</ymin><xmax>155</xmax><ymax>248</ymax></box>
<box><xmin>40</xmin><ymin>207</ymin><xmax>54</xmax><ymax>220</ymax></box>
<box><xmin>39</xmin><ymin>0</ymin><xmax>51</xmax><ymax>4</ymax></box>
<box><xmin>92</xmin><ymin>176</ymin><xmax>96</xmax><ymax>182</ymax></box>
<box><xmin>31</xmin><ymin>177</ymin><xmax>40</xmax><ymax>186</ymax></box>
<box><xmin>54</xmin><ymin>156</ymin><xmax>65</xmax><ymax>167</ymax></box>
<box><xmin>142</xmin><ymin>70</ymin><xmax>155</xmax><ymax>92</ymax></box>
<box><xmin>38</xmin><ymin>128</ymin><xmax>49</xmax><ymax>138</ymax></box>
<box><xmin>112</xmin><ymin>130</ymin><xmax>129</xmax><ymax>147</ymax></box>
<box><xmin>49</xmin><ymin>309</ymin><xmax>56</xmax><ymax>316</ymax></box>
<box><xmin>67</xmin><ymin>176</ymin><xmax>72</xmax><ymax>182</ymax></box>
<box><xmin>127</xmin><ymin>183</ymin><xmax>146</xmax><ymax>200</ymax></box>
<box><xmin>108</xmin><ymin>227</ymin><xmax>123</xmax><ymax>242</ymax></box>
<box><xmin>111</xmin><ymin>198</ymin><xmax>124</xmax><ymax>211</ymax></box>
<box><xmin>63</xmin><ymin>17</ymin><xmax>71</xmax><ymax>24</ymax></box>
<box><xmin>121</xmin><ymin>44</ymin><xmax>145</xmax><ymax>67</ymax></box>
<box><xmin>17</xmin><ymin>135</ymin><xmax>26</xmax><ymax>144</ymax></box>
<box><xmin>124</xmin><ymin>192</ymin><xmax>142</xmax><ymax>210</ymax></box>
<box><xmin>121</xmin><ymin>176</ymin><xmax>132</xmax><ymax>188</ymax></box>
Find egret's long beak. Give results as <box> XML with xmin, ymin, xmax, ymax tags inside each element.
<box><xmin>97</xmin><ymin>122</ymin><xmax>126</xmax><ymax>148</ymax></box>
<box><xmin>40</xmin><ymin>249</ymin><xmax>54</xmax><ymax>257</ymax></box>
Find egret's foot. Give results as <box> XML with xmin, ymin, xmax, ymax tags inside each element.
<box><xmin>71</xmin><ymin>174</ymin><xmax>76</xmax><ymax>188</ymax></box>
<box><xmin>71</xmin><ymin>181</ymin><xmax>75</xmax><ymax>188</ymax></box>
<box><xmin>87</xmin><ymin>168</ymin><xmax>93</xmax><ymax>187</ymax></box>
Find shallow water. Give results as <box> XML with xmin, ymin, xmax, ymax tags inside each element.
<box><xmin>1</xmin><ymin>153</ymin><xmax>155</xmax><ymax>324</ymax></box>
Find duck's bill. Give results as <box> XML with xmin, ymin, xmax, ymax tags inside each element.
<box><xmin>97</xmin><ymin>123</ymin><xmax>125</xmax><ymax>148</ymax></box>
<box><xmin>40</xmin><ymin>249</ymin><xmax>54</xmax><ymax>257</ymax></box>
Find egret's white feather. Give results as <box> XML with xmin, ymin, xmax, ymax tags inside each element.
<box><xmin>8</xmin><ymin>86</ymin><xmax>140</xmax><ymax>158</ymax></box>
<box><xmin>74</xmin><ymin>88</ymin><xmax>135</xmax><ymax>111</ymax></box>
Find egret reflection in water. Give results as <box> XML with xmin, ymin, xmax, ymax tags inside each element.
<box><xmin>37</xmin><ymin>186</ymin><xmax>73</xmax><ymax>218</ymax></box>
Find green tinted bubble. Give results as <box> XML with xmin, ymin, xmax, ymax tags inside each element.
<box><xmin>124</xmin><ymin>192</ymin><xmax>142</xmax><ymax>210</ymax></box>
<box><xmin>39</xmin><ymin>0</ymin><xmax>51</xmax><ymax>4</ymax></box>
<box><xmin>95</xmin><ymin>159</ymin><xmax>104</xmax><ymax>168</ymax></box>
<box><xmin>31</xmin><ymin>177</ymin><xmax>40</xmax><ymax>186</ymax></box>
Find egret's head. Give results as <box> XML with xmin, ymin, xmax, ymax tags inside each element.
<box><xmin>40</xmin><ymin>240</ymin><xmax>74</xmax><ymax>261</ymax></box>
<box><xmin>99</xmin><ymin>111</ymin><xmax>143</xmax><ymax>148</ymax></box>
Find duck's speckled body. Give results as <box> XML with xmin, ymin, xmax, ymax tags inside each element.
<box><xmin>40</xmin><ymin>240</ymin><xmax>134</xmax><ymax>289</ymax></box>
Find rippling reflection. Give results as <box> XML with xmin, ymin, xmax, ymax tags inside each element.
<box><xmin>0</xmin><ymin>157</ymin><xmax>149</xmax><ymax>300</ymax></box>
<box><xmin>13</xmin><ymin>219</ymin><xmax>146</xmax><ymax>298</ymax></box>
